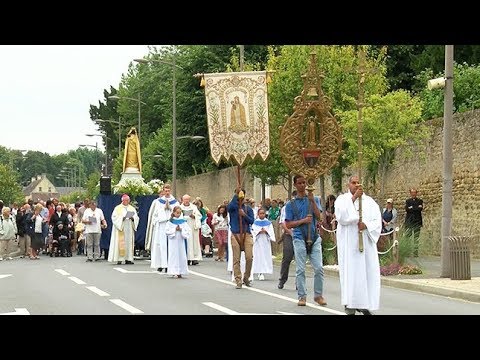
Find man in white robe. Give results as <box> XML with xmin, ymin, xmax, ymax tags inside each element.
<box><xmin>108</xmin><ymin>194</ymin><xmax>139</xmax><ymax>265</ymax></box>
<box><xmin>180</xmin><ymin>194</ymin><xmax>202</xmax><ymax>265</ymax></box>
<box><xmin>145</xmin><ymin>184</ymin><xmax>177</xmax><ymax>272</ymax></box>
<box><xmin>334</xmin><ymin>175</ymin><xmax>382</xmax><ymax>315</ymax></box>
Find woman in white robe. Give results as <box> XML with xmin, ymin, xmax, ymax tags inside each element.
<box><xmin>108</xmin><ymin>195</ymin><xmax>139</xmax><ymax>265</ymax></box>
<box><xmin>251</xmin><ymin>209</ymin><xmax>275</xmax><ymax>280</ymax></box>
<box><xmin>165</xmin><ymin>206</ymin><xmax>191</xmax><ymax>278</ymax></box>
<box><xmin>334</xmin><ymin>176</ymin><xmax>382</xmax><ymax>314</ymax></box>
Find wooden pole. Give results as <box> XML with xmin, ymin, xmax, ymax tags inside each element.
<box><xmin>357</xmin><ymin>46</ymin><xmax>366</xmax><ymax>253</ymax></box>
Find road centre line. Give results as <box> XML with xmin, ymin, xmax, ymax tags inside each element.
<box><xmin>188</xmin><ymin>269</ymin><xmax>345</xmax><ymax>315</ymax></box>
<box><xmin>54</xmin><ymin>269</ymin><xmax>70</xmax><ymax>276</ymax></box>
<box><xmin>86</xmin><ymin>286</ymin><xmax>110</xmax><ymax>297</ymax></box>
<box><xmin>68</xmin><ymin>276</ymin><xmax>86</xmax><ymax>285</ymax></box>
<box><xmin>109</xmin><ymin>299</ymin><xmax>144</xmax><ymax>314</ymax></box>
<box><xmin>203</xmin><ymin>302</ymin><xmax>239</xmax><ymax>314</ymax></box>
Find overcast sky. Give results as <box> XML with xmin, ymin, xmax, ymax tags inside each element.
<box><xmin>0</xmin><ymin>45</ymin><xmax>152</xmax><ymax>155</ymax></box>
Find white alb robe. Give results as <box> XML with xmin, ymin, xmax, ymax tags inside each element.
<box><xmin>108</xmin><ymin>204</ymin><xmax>139</xmax><ymax>263</ymax></box>
<box><xmin>179</xmin><ymin>203</ymin><xmax>202</xmax><ymax>261</ymax></box>
<box><xmin>165</xmin><ymin>217</ymin><xmax>191</xmax><ymax>276</ymax></box>
<box><xmin>145</xmin><ymin>196</ymin><xmax>178</xmax><ymax>269</ymax></box>
<box><xmin>251</xmin><ymin>219</ymin><xmax>275</xmax><ymax>275</ymax></box>
<box><xmin>335</xmin><ymin>192</ymin><xmax>382</xmax><ymax>311</ymax></box>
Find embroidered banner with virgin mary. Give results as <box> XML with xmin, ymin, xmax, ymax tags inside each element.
<box><xmin>203</xmin><ymin>71</ymin><xmax>270</xmax><ymax>166</ymax></box>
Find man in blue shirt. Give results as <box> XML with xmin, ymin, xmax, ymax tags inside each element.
<box><xmin>285</xmin><ymin>175</ymin><xmax>327</xmax><ymax>307</ymax></box>
<box><xmin>227</xmin><ymin>187</ymin><xmax>255</xmax><ymax>289</ymax></box>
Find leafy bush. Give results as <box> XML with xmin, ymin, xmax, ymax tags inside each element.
<box><xmin>416</xmin><ymin>62</ymin><xmax>480</xmax><ymax>120</ymax></box>
<box><xmin>322</xmin><ymin>236</ymin><xmax>337</xmax><ymax>265</ymax></box>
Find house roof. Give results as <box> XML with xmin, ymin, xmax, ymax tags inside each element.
<box><xmin>30</xmin><ymin>192</ymin><xmax>60</xmax><ymax>202</ymax></box>
<box><xmin>23</xmin><ymin>179</ymin><xmax>42</xmax><ymax>196</ymax></box>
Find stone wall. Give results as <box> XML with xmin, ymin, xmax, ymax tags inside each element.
<box><xmin>176</xmin><ymin>167</ymin><xmax>256</xmax><ymax>210</ymax></box>
<box><xmin>178</xmin><ymin>109</ymin><xmax>480</xmax><ymax>257</ymax></box>
<box><xmin>378</xmin><ymin>109</ymin><xmax>480</xmax><ymax>257</ymax></box>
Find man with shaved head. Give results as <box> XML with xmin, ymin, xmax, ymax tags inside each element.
<box><xmin>334</xmin><ymin>175</ymin><xmax>382</xmax><ymax>315</ymax></box>
<box><xmin>180</xmin><ymin>194</ymin><xmax>202</xmax><ymax>265</ymax></box>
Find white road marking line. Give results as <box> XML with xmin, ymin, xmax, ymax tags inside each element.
<box><xmin>189</xmin><ymin>270</ymin><xmax>344</xmax><ymax>315</ymax></box>
<box><xmin>0</xmin><ymin>308</ymin><xmax>30</xmax><ymax>315</ymax></box>
<box><xmin>109</xmin><ymin>299</ymin><xmax>144</xmax><ymax>314</ymax></box>
<box><xmin>68</xmin><ymin>276</ymin><xmax>86</xmax><ymax>285</ymax></box>
<box><xmin>203</xmin><ymin>302</ymin><xmax>302</xmax><ymax>315</ymax></box>
<box><xmin>86</xmin><ymin>286</ymin><xmax>110</xmax><ymax>297</ymax></box>
<box><xmin>203</xmin><ymin>302</ymin><xmax>239</xmax><ymax>314</ymax></box>
<box><xmin>54</xmin><ymin>269</ymin><xmax>70</xmax><ymax>276</ymax></box>
<box><xmin>277</xmin><ymin>311</ymin><xmax>302</xmax><ymax>315</ymax></box>
<box><xmin>0</xmin><ymin>274</ymin><xmax>12</xmax><ymax>279</ymax></box>
<box><xmin>113</xmin><ymin>267</ymin><xmax>160</xmax><ymax>274</ymax></box>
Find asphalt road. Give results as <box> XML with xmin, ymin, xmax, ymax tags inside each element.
<box><xmin>1</xmin><ymin>254</ymin><xmax>480</xmax><ymax>315</ymax></box>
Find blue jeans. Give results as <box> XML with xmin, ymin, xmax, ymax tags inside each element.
<box><xmin>293</xmin><ymin>237</ymin><xmax>324</xmax><ymax>299</ymax></box>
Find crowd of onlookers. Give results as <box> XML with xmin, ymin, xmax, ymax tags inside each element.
<box><xmin>0</xmin><ymin>198</ymin><xmax>91</xmax><ymax>261</ymax></box>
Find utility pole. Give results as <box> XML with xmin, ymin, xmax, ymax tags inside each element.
<box><xmin>441</xmin><ymin>45</ymin><xmax>454</xmax><ymax>277</ymax></box>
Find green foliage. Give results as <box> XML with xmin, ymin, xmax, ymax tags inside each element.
<box><xmin>376</xmin><ymin>45</ymin><xmax>480</xmax><ymax>92</ymax></box>
<box><xmin>259</xmin><ymin>45</ymin><xmax>389</xmax><ymax>188</ymax></box>
<box><xmin>321</xmin><ymin>235</ymin><xmax>337</xmax><ymax>265</ymax></box>
<box><xmin>417</xmin><ymin>62</ymin><xmax>480</xmax><ymax>120</ymax></box>
<box><xmin>0</xmin><ymin>164</ymin><xmax>25</xmax><ymax>205</ymax></box>
<box><xmin>337</xmin><ymin>90</ymin><xmax>426</xmax><ymax>186</ymax></box>
<box><xmin>59</xmin><ymin>190</ymin><xmax>87</xmax><ymax>204</ymax></box>
<box><xmin>85</xmin><ymin>171</ymin><xmax>101</xmax><ymax>200</ymax></box>
<box><xmin>397</xmin><ymin>230</ymin><xmax>416</xmax><ymax>265</ymax></box>
<box><xmin>111</xmin><ymin>150</ymin><xmax>124</xmax><ymax>185</ymax></box>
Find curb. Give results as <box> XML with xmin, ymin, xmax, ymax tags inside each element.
<box><xmin>274</xmin><ymin>259</ymin><xmax>480</xmax><ymax>303</ymax></box>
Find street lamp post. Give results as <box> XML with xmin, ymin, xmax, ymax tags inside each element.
<box><xmin>134</xmin><ymin>56</ymin><xmax>186</xmax><ymax>197</ymax></box>
<box><xmin>86</xmin><ymin>134</ymin><xmax>109</xmax><ymax>175</ymax></box>
<box><xmin>95</xmin><ymin>118</ymin><xmax>122</xmax><ymax>157</ymax></box>
<box><xmin>108</xmin><ymin>96</ymin><xmax>146</xmax><ymax>143</ymax></box>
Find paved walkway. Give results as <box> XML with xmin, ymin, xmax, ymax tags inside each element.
<box><xmin>322</xmin><ymin>256</ymin><xmax>480</xmax><ymax>303</ymax></box>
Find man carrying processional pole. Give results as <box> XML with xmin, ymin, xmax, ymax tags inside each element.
<box><xmin>279</xmin><ymin>51</ymin><xmax>342</xmax><ymax>306</ymax></box>
<box><xmin>199</xmin><ymin>46</ymin><xmax>271</xmax><ymax>289</ymax></box>
<box><xmin>334</xmin><ymin>46</ymin><xmax>383</xmax><ymax>315</ymax></box>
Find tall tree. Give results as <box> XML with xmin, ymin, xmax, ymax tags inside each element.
<box><xmin>0</xmin><ymin>164</ymin><xmax>25</xmax><ymax>205</ymax></box>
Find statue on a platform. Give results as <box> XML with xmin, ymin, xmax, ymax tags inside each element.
<box><xmin>123</xmin><ymin>127</ymin><xmax>142</xmax><ymax>173</ymax></box>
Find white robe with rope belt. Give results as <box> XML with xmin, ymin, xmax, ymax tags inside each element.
<box><xmin>335</xmin><ymin>192</ymin><xmax>382</xmax><ymax>311</ymax></box>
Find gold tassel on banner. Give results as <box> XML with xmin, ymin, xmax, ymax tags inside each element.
<box><xmin>200</xmin><ymin>76</ymin><xmax>205</xmax><ymax>87</ymax></box>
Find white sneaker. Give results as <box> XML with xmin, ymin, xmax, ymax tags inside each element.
<box><xmin>258</xmin><ymin>274</ymin><xmax>265</xmax><ymax>281</ymax></box>
<box><xmin>0</xmin><ymin>258</ymin><xmax>3</xmax><ymax>261</ymax></box>
<box><xmin>7</xmin><ymin>257</ymin><xmax>13</xmax><ymax>260</ymax></box>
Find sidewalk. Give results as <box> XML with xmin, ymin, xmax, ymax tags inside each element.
<box><xmin>322</xmin><ymin>256</ymin><xmax>480</xmax><ymax>303</ymax></box>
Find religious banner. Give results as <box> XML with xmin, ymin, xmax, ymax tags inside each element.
<box><xmin>203</xmin><ymin>71</ymin><xmax>270</xmax><ymax>166</ymax></box>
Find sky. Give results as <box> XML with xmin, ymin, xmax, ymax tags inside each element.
<box><xmin>0</xmin><ymin>45</ymin><xmax>153</xmax><ymax>155</ymax></box>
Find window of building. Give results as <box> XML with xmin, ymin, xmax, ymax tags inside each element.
<box><xmin>39</xmin><ymin>187</ymin><xmax>42</xmax><ymax>192</ymax></box>
<box><xmin>48</xmin><ymin>187</ymin><xmax>52</xmax><ymax>192</ymax></box>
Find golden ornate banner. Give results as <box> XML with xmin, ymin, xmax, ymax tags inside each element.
<box><xmin>204</xmin><ymin>71</ymin><xmax>270</xmax><ymax>166</ymax></box>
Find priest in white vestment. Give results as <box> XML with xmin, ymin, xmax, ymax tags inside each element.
<box><xmin>165</xmin><ymin>206</ymin><xmax>191</xmax><ymax>278</ymax></box>
<box><xmin>334</xmin><ymin>175</ymin><xmax>382</xmax><ymax>315</ymax></box>
<box><xmin>251</xmin><ymin>208</ymin><xmax>275</xmax><ymax>280</ymax></box>
<box><xmin>179</xmin><ymin>194</ymin><xmax>202</xmax><ymax>264</ymax></box>
<box><xmin>108</xmin><ymin>194</ymin><xmax>139</xmax><ymax>265</ymax></box>
<box><xmin>145</xmin><ymin>184</ymin><xmax>177</xmax><ymax>272</ymax></box>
